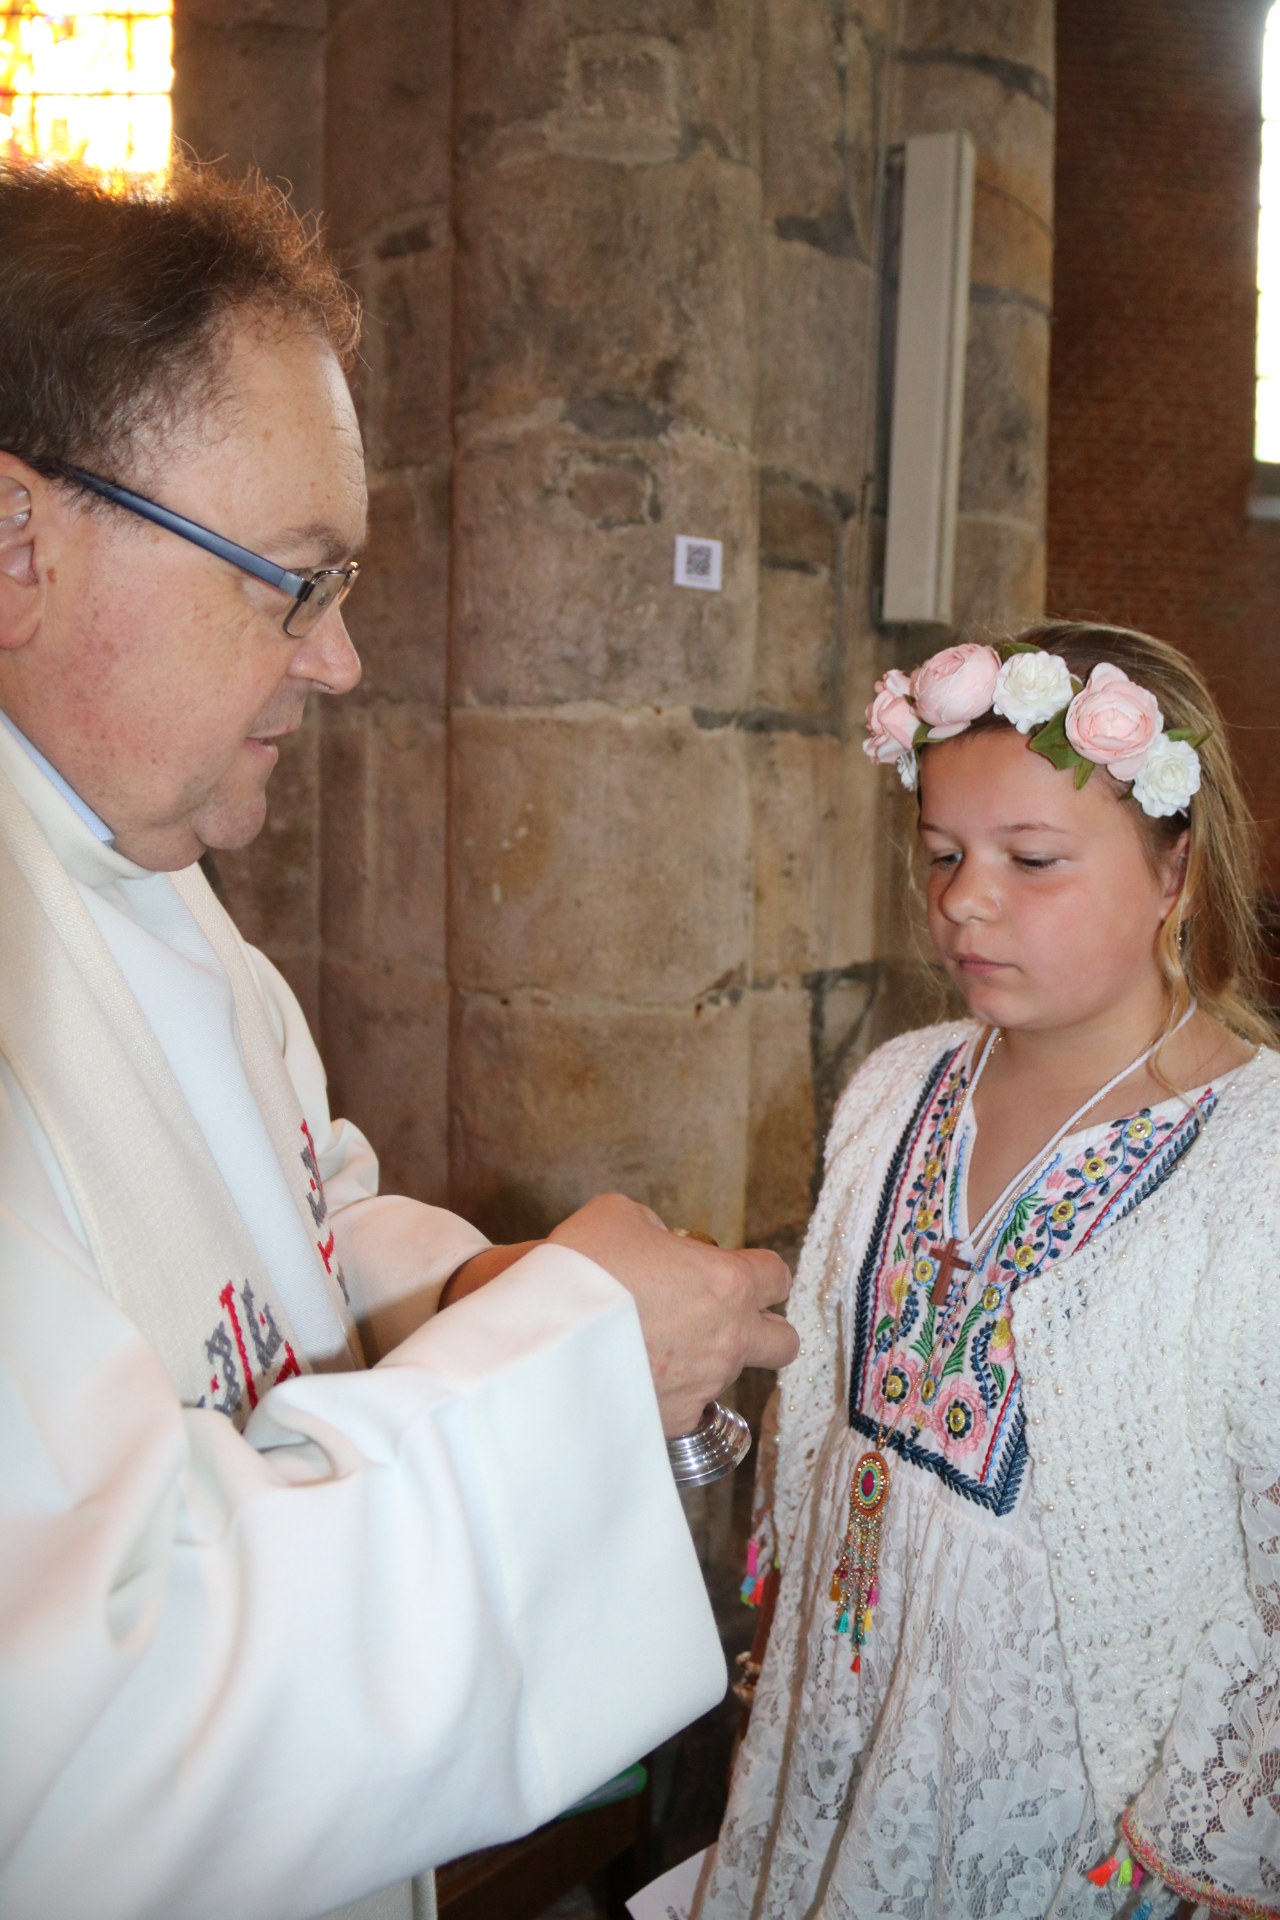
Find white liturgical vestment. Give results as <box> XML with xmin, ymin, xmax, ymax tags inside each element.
<box><xmin>0</xmin><ymin>716</ymin><xmax>726</xmax><ymax>1920</ymax></box>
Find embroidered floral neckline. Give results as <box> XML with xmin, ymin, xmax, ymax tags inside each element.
<box><xmin>848</xmin><ymin>1044</ymin><xmax>1217</xmax><ymax>1515</ymax></box>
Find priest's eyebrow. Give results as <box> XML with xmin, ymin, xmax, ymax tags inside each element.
<box><xmin>272</xmin><ymin>519</ymin><xmax>368</xmax><ymax>565</ymax></box>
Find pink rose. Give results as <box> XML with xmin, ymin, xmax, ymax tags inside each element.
<box><xmin>863</xmin><ymin>668</ymin><xmax>918</xmax><ymax>764</ymax></box>
<box><xmin>1064</xmin><ymin>662</ymin><xmax>1163</xmax><ymax>779</ymax></box>
<box><xmin>910</xmin><ymin>644</ymin><xmax>1001</xmax><ymax>739</ymax></box>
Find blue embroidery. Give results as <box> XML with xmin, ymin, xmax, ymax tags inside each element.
<box><xmin>845</xmin><ymin>1046</ymin><xmax>1214</xmax><ymax>1518</ymax></box>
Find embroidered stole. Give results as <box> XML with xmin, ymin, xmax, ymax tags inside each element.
<box><xmin>0</xmin><ymin>757</ymin><xmax>361</xmax><ymax>1420</ymax></box>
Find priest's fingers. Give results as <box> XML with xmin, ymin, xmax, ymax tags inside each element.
<box><xmin>743</xmin><ymin>1306</ymin><xmax>800</xmax><ymax>1373</ymax></box>
<box><xmin>548</xmin><ymin>1193</ymin><xmax>797</xmax><ymax>1437</ymax></box>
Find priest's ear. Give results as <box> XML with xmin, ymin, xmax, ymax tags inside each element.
<box><xmin>0</xmin><ymin>455</ymin><xmax>43</xmax><ymax>650</ymax></box>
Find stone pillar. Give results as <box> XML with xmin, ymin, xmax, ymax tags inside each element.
<box><xmin>318</xmin><ymin>0</ymin><xmax>456</xmax><ymax>1200</ymax></box>
<box><xmin>172</xmin><ymin>0</ymin><xmax>327</xmax><ymax>210</ymax></box>
<box><xmin>448</xmin><ymin>4</ymin><xmax>762</xmax><ymax>1249</ymax></box>
<box><xmin>743</xmin><ymin>0</ymin><xmax>894</xmax><ymax>1259</ymax></box>
<box><xmin>170</xmin><ymin>0</ymin><xmax>329</xmax><ymax>1029</ymax></box>
<box><xmin>894</xmin><ymin>0</ymin><xmax>1055</xmax><ymax>628</ymax></box>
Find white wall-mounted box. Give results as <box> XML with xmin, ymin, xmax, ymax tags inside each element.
<box><xmin>882</xmin><ymin>129</ymin><xmax>976</xmax><ymax>626</ymax></box>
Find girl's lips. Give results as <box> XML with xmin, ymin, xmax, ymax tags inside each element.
<box><xmin>953</xmin><ymin>952</ymin><xmax>1009</xmax><ymax>974</ymax></box>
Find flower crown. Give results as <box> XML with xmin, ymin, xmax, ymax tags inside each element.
<box><xmin>864</xmin><ymin>641</ymin><xmax>1208</xmax><ymax>819</ymax></box>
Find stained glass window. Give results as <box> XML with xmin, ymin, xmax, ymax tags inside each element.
<box><xmin>0</xmin><ymin>3</ymin><xmax>172</xmax><ymax>183</ymax></box>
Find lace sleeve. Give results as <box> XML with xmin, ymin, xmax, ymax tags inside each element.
<box><xmin>1121</xmin><ymin>1462</ymin><xmax>1280</xmax><ymax>1918</ymax></box>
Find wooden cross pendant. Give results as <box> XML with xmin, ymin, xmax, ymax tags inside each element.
<box><xmin>931</xmin><ymin>1238</ymin><xmax>971</xmax><ymax>1307</ymax></box>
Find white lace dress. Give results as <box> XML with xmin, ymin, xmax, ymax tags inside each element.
<box><xmin>695</xmin><ymin>1031</ymin><xmax>1279</xmax><ymax>1920</ymax></box>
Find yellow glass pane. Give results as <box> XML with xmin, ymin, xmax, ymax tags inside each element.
<box><xmin>0</xmin><ymin>4</ymin><xmax>173</xmax><ymax>181</ymax></box>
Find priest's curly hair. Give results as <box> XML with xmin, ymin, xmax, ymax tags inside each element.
<box><xmin>0</xmin><ymin>156</ymin><xmax>360</xmax><ymax>481</ymax></box>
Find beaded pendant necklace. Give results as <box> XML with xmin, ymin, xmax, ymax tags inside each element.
<box><xmin>830</xmin><ymin>1004</ymin><xmax>1196</xmax><ymax>1670</ymax></box>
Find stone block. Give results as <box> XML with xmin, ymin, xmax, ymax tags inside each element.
<box><xmin>449</xmin><ymin>992</ymin><xmax>750</xmax><ymax>1246</ymax></box>
<box><xmin>758</xmin><ymin>234</ymin><xmax>874</xmax><ymax>492</ymax></box>
<box><xmin>756</xmin><ymin>565</ymin><xmax>838</xmax><ymax>716</ymax></box>
<box><xmin>951</xmin><ymin>515</ymin><xmax>1046</xmax><ymax>631</ymax></box>
<box><xmin>454</xmin><ymin>150</ymin><xmax>759</xmax><ymax>446</ymax></box>
<box><xmin>839</xmin><ymin>0</ymin><xmax>893</xmax><ymax>34</ymax></box>
<box><xmin>761</xmin><ymin>0</ymin><xmax>845</xmax><ymax>237</ymax></box>
<box><xmin>320</xmin><ymin>715</ymin><xmax>371</xmax><ymax>959</ymax></box>
<box><xmin>840</xmin><ymin>15</ymin><xmax>881</xmax><ymax>256</ymax></box>
<box><xmin>455</xmin><ymin>0</ymin><xmax>757</xmax><ymax>173</ymax></box>
<box><xmin>323</xmin><ymin>0</ymin><xmax>452</xmax><ymax>246</ymax></box>
<box><xmin>321</xmin><ymin>707</ymin><xmax>446</xmax><ymax>973</ymax></box>
<box><xmin>449</xmin><ymin>709</ymin><xmax>751</xmax><ymax>1001</ymax></box>
<box><xmin>894</xmin><ymin>53</ymin><xmax>1053</xmax><ymax>226</ymax></box>
<box><xmin>321</xmin><ymin>960</ymin><xmax>449</xmax><ymax>1206</ymax></box>
<box><xmin>898</xmin><ymin>0</ymin><xmax>1054</xmax><ymax>90</ymax></box>
<box><xmin>760</xmin><ymin>473</ymin><xmax>843</xmax><ymax>573</ymax></box>
<box><xmin>759</xmin><ymin>0</ymin><xmax>880</xmax><ymax>263</ymax></box>
<box><xmin>958</xmin><ymin>298</ymin><xmax>1050</xmax><ymax>525</ymax></box>
<box><xmin>347</xmin><ymin>463</ymin><xmax>450</xmax><ymax>709</ymax></box>
<box><xmin>172</xmin><ymin>21</ymin><xmax>324</xmax><ymax>210</ymax></box>
<box><xmin>213</xmin><ymin>709</ymin><xmax>320</xmax><ymax>954</ymax></box>
<box><xmin>745</xmin><ymin>984</ymin><xmax>817</xmax><ymax>1246</ymax></box>
<box><xmin>551</xmin><ymin>34</ymin><xmax>686</xmax><ymax>166</ymax></box>
<box><xmin>359</xmin><ymin>245</ymin><xmax>453</xmax><ymax>472</ymax></box>
<box><xmin>810</xmin><ymin>964</ymin><xmax>878</xmax><ymax>1146</ymax></box>
<box><xmin>369</xmin><ymin>707</ymin><xmax>448</xmax><ymax>973</ymax></box>
<box><xmin>750</xmin><ymin>729</ymin><xmax>877</xmax><ymax>978</ymax></box>
<box><xmin>970</xmin><ymin>178</ymin><xmax>1052</xmax><ymax>311</ymax></box>
<box><xmin>452</xmin><ymin>423</ymin><xmax>756</xmax><ymax>709</ymax></box>
<box><xmin>180</xmin><ymin>0</ymin><xmax>321</xmax><ymax>23</ymax></box>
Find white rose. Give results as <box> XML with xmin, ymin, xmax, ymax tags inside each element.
<box><xmin>991</xmin><ymin>650</ymin><xmax>1075</xmax><ymax>733</ymax></box>
<box><xmin>1130</xmin><ymin>735</ymin><xmax>1202</xmax><ymax>818</ymax></box>
<box><xmin>896</xmin><ymin>750</ymin><xmax>918</xmax><ymax>791</ymax></box>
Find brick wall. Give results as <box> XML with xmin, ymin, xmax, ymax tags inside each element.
<box><xmin>1048</xmin><ymin>0</ymin><xmax>1280</xmax><ymax>885</ymax></box>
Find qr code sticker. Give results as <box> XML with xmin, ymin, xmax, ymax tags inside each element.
<box><xmin>674</xmin><ymin>534</ymin><xmax>723</xmax><ymax>591</ymax></box>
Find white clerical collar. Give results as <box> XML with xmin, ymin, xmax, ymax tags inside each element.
<box><xmin>0</xmin><ymin>709</ymin><xmax>114</xmax><ymax>843</ymax></box>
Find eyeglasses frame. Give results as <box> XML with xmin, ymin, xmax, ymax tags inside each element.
<box><xmin>60</xmin><ymin>465</ymin><xmax>359</xmax><ymax>638</ymax></box>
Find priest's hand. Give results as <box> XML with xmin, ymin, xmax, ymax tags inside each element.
<box><xmin>548</xmin><ymin>1193</ymin><xmax>798</xmax><ymax>1437</ymax></box>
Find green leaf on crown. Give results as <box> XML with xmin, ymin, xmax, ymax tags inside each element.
<box><xmin>1166</xmin><ymin>727</ymin><xmax>1212</xmax><ymax>749</ymax></box>
<box><xmin>1028</xmin><ymin>708</ymin><xmax>1078</xmax><ymax>771</ymax></box>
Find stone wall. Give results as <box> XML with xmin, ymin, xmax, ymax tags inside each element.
<box><xmin>173</xmin><ymin>0</ymin><xmax>1054</xmax><ymax>1862</ymax></box>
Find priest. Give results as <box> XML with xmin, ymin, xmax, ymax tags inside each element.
<box><xmin>0</xmin><ymin>160</ymin><xmax>797</xmax><ymax>1920</ymax></box>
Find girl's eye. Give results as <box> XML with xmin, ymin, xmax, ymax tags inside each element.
<box><xmin>926</xmin><ymin>852</ymin><xmax>960</xmax><ymax>869</ymax></box>
<box><xmin>1014</xmin><ymin>855</ymin><xmax>1057</xmax><ymax>871</ymax></box>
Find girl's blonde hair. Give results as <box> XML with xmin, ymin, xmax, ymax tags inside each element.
<box><xmin>920</xmin><ymin>620</ymin><xmax>1275</xmax><ymax>1051</ymax></box>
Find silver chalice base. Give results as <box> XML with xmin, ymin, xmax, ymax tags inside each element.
<box><xmin>667</xmin><ymin>1400</ymin><xmax>752</xmax><ymax>1488</ymax></box>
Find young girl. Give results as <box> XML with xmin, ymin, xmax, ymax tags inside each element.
<box><xmin>695</xmin><ymin>624</ymin><xmax>1279</xmax><ymax>1920</ymax></box>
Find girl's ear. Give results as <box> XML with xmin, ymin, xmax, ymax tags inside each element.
<box><xmin>1159</xmin><ymin>826</ymin><xmax>1191</xmax><ymax>917</ymax></box>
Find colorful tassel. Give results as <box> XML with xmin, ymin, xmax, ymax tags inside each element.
<box><xmin>1131</xmin><ymin>1902</ymin><xmax>1152</xmax><ymax>1920</ymax></box>
<box><xmin>1116</xmin><ymin>1857</ymin><xmax>1133</xmax><ymax>1889</ymax></box>
<box><xmin>741</xmin><ymin>1534</ymin><xmax>776</xmax><ymax>1607</ymax></box>
<box><xmin>1085</xmin><ymin>1856</ymin><xmax>1118</xmax><ymax>1887</ymax></box>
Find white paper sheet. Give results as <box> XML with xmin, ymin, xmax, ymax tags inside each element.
<box><xmin>625</xmin><ymin>1848</ymin><xmax>709</xmax><ymax>1920</ymax></box>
